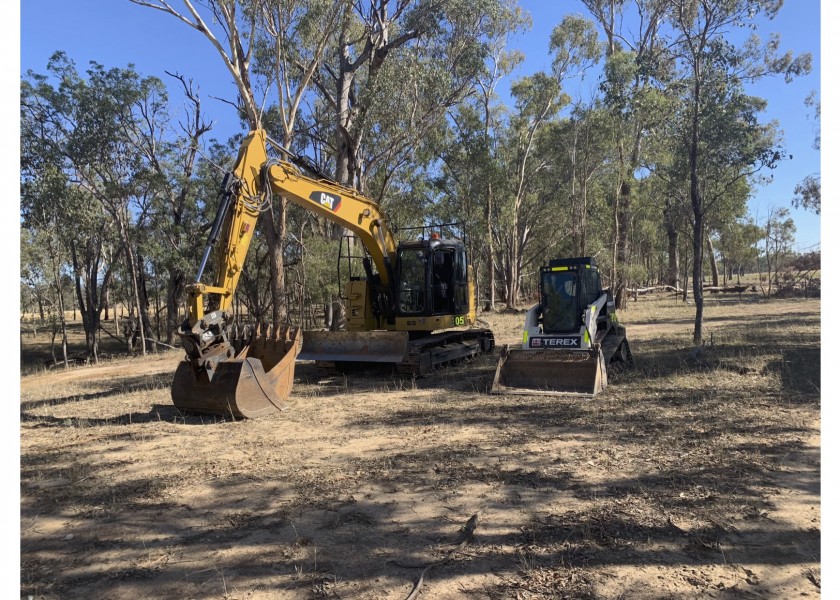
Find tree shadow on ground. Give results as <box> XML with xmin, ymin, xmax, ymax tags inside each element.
<box><xmin>21</xmin><ymin>373</ymin><xmax>172</xmax><ymax>411</ymax></box>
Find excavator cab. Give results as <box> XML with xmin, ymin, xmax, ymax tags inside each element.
<box><xmin>299</xmin><ymin>230</ymin><xmax>492</xmax><ymax>369</ymax></box>
<box><xmin>395</xmin><ymin>238</ymin><xmax>469</xmax><ymax>319</ymax></box>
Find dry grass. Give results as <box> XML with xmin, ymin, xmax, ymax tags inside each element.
<box><xmin>20</xmin><ymin>292</ymin><xmax>820</xmax><ymax>599</ymax></box>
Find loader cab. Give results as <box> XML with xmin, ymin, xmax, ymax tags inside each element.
<box><xmin>395</xmin><ymin>237</ymin><xmax>469</xmax><ymax>317</ymax></box>
<box><xmin>539</xmin><ymin>258</ymin><xmax>603</xmax><ymax>334</ymax></box>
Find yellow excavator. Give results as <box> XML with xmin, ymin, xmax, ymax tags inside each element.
<box><xmin>171</xmin><ymin>129</ymin><xmax>494</xmax><ymax>418</ymax></box>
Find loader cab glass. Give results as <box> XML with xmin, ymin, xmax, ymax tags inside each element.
<box><xmin>541</xmin><ymin>270</ymin><xmax>579</xmax><ymax>332</ymax></box>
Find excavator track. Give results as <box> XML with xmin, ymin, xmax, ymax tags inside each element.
<box><xmin>302</xmin><ymin>328</ymin><xmax>494</xmax><ymax>375</ymax></box>
<box><xmin>397</xmin><ymin>328</ymin><xmax>495</xmax><ymax>374</ymax></box>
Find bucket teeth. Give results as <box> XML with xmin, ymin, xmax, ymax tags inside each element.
<box><xmin>171</xmin><ymin>323</ymin><xmax>302</xmax><ymax>418</ymax></box>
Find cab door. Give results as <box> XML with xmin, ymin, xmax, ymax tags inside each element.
<box><xmin>431</xmin><ymin>248</ymin><xmax>454</xmax><ymax>314</ymax></box>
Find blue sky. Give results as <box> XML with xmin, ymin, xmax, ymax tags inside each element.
<box><xmin>18</xmin><ymin>0</ymin><xmax>822</xmax><ymax>250</ymax></box>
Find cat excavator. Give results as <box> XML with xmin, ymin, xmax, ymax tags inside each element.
<box><xmin>491</xmin><ymin>257</ymin><xmax>633</xmax><ymax>396</ymax></box>
<box><xmin>171</xmin><ymin>129</ymin><xmax>493</xmax><ymax>418</ymax></box>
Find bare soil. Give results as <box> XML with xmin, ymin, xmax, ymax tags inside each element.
<box><xmin>20</xmin><ymin>294</ymin><xmax>821</xmax><ymax>599</ymax></box>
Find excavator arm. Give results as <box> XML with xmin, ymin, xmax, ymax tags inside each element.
<box><xmin>172</xmin><ymin>129</ymin><xmax>400</xmax><ymax>418</ymax></box>
<box><xmin>184</xmin><ymin>129</ymin><xmax>397</xmax><ymax>332</ymax></box>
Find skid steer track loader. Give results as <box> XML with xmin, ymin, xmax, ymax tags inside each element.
<box><xmin>491</xmin><ymin>257</ymin><xmax>633</xmax><ymax>396</ymax></box>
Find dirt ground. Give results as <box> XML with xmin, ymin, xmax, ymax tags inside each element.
<box><xmin>20</xmin><ymin>294</ymin><xmax>821</xmax><ymax>599</ymax></box>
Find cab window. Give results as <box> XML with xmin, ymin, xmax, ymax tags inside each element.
<box><xmin>398</xmin><ymin>249</ymin><xmax>426</xmax><ymax>313</ymax></box>
<box><xmin>541</xmin><ymin>271</ymin><xmax>578</xmax><ymax>332</ymax></box>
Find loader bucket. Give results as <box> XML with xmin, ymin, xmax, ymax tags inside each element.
<box><xmin>171</xmin><ymin>325</ymin><xmax>302</xmax><ymax>419</ymax></box>
<box><xmin>490</xmin><ymin>345</ymin><xmax>607</xmax><ymax>397</ymax></box>
<box><xmin>298</xmin><ymin>330</ymin><xmax>409</xmax><ymax>363</ymax></box>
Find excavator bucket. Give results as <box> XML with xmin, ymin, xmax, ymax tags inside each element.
<box><xmin>298</xmin><ymin>330</ymin><xmax>410</xmax><ymax>364</ymax></box>
<box><xmin>171</xmin><ymin>325</ymin><xmax>302</xmax><ymax>419</ymax></box>
<box><xmin>490</xmin><ymin>345</ymin><xmax>607</xmax><ymax>397</ymax></box>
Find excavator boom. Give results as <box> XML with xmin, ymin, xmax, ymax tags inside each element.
<box><xmin>171</xmin><ymin>131</ymin><xmax>303</xmax><ymax>418</ymax></box>
<box><xmin>171</xmin><ymin>129</ymin><xmax>493</xmax><ymax>418</ymax></box>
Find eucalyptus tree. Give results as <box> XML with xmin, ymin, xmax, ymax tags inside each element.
<box><xmin>494</xmin><ymin>72</ymin><xmax>563</xmax><ymax>306</ymax></box>
<box><xmin>547</xmin><ymin>101</ymin><xmax>614</xmax><ymax>257</ymax></box>
<box><xmin>545</xmin><ymin>15</ymin><xmax>606</xmax><ymax>259</ymax></box>
<box><xmin>432</xmin><ymin>28</ymin><xmax>525</xmax><ymax>309</ymax></box>
<box><xmin>302</xmin><ymin>0</ymin><xmax>522</xmax><ymax>190</ymax></box>
<box><xmin>581</xmin><ymin>0</ymin><xmax>670</xmax><ymax>308</ymax></box>
<box><xmin>665</xmin><ymin>0</ymin><xmax>811</xmax><ymax>343</ymax></box>
<box><xmin>45</xmin><ymin>56</ymin><xmax>171</xmax><ymax>355</ymax></box>
<box><xmin>132</xmin><ymin>73</ymin><xmax>214</xmax><ymax>343</ymax></box>
<box><xmin>792</xmin><ymin>91</ymin><xmax>820</xmax><ymax>215</ymax></box>
<box><xmin>252</xmin><ymin>0</ymin><xmax>349</xmax><ymax>325</ymax></box>
<box><xmin>475</xmin><ymin>45</ymin><xmax>525</xmax><ymax>309</ymax></box>
<box><xmin>717</xmin><ymin>217</ymin><xmax>763</xmax><ymax>283</ymax></box>
<box><xmin>21</xmin><ymin>54</ymin><xmax>149</xmax><ymax>361</ymax></box>
<box><xmin>19</xmin><ymin>166</ymin><xmax>73</xmax><ymax>367</ymax></box>
<box><xmin>487</xmin><ymin>14</ymin><xmax>602</xmax><ymax>306</ymax></box>
<box><xmin>761</xmin><ymin>206</ymin><xmax>796</xmax><ymax>295</ymax></box>
<box><xmin>432</xmin><ymin>44</ymin><xmax>523</xmax><ymax>309</ymax></box>
<box><xmin>130</xmin><ymin>0</ymin><xmax>345</xmax><ymax>327</ymax></box>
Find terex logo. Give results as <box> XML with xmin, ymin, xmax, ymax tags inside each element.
<box><xmin>530</xmin><ymin>336</ymin><xmax>581</xmax><ymax>348</ymax></box>
<box><xmin>309</xmin><ymin>191</ymin><xmax>341</xmax><ymax>212</ymax></box>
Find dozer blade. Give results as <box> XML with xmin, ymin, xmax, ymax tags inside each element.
<box><xmin>171</xmin><ymin>325</ymin><xmax>302</xmax><ymax>419</ymax></box>
<box><xmin>490</xmin><ymin>344</ymin><xmax>607</xmax><ymax>397</ymax></box>
<box><xmin>298</xmin><ymin>330</ymin><xmax>409</xmax><ymax>363</ymax></box>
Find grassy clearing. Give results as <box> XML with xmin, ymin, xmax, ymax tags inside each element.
<box><xmin>20</xmin><ymin>292</ymin><xmax>820</xmax><ymax>600</ymax></box>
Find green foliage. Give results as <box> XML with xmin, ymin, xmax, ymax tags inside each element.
<box><xmin>26</xmin><ymin>1</ymin><xmax>817</xmax><ymax>326</ymax></box>
<box><xmin>792</xmin><ymin>174</ymin><xmax>820</xmax><ymax>215</ymax></box>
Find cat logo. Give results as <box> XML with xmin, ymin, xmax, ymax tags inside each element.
<box><xmin>309</xmin><ymin>191</ymin><xmax>341</xmax><ymax>212</ymax></box>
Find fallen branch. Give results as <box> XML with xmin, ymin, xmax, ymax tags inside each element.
<box><xmin>98</xmin><ymin>325</ymin><xmax>178</xmax><ymax>350</ymax></box>
<box><xmin>704</xmin><ymin>286</ymin><xmax>750</xmax><ymax>294</ymax></box>
<box><xmin>628</xmin><ymin>285</ymin><xmax>683</xmax><ymax>295</ymax></box>
<box><xmin>390</xmin><ymin>512</ymin><xmax>480</xmax><ymax>600</ymax></box>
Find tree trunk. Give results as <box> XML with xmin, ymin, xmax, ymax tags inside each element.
<box><xmin>614</xmin><ymin>180</ymin><xmax>631</xmax><ymax>309</ymax></box>
<box><xmin>136</xmin><ymin>256</ymin><xmax>156</xmax><ymax>352</ymax></box>
<box><xmin>579</xmin><ymin>177</ymin><xmax>589</xmax><ymax>256</ymax></box>
<box><xmin>55</xmin><ymin>278</ymin><xmax>69</xmax><ymax>369</ymax></box>
<box><xmin>165</xmin><ymin>269</ymin><xmax>185</xmax><ymax>344</ymax></box>
<box><xmin>689</xmin><ymin>75</ymin><xmax>704</xmax><ymax>344</ymax></box>
<box><xmin>707</xmin><ymin>235</ymin><xmax>719</xmax><ymax>287</ymax></box>
<box><xmin>485</xmin><ymin>181</ymin><xmax>495</xmax><ymax>310</ymax></box>
<box><xmin>264</xmin><ymin>198</ymin><xmax>289</xmax><ymax>328</ymax></box>
<box><xmin>122</xmin><ymin>227</ymin><xmax>146</xmax><ymax>355</ymax></box>
<box><xmin>664</xmin><ymin>200</ymin><xmax>680</xmax><ymax>288</ymax></box>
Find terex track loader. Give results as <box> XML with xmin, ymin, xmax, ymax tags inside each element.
<box><xmin>172</xmin><ymin>129</ymin><xmax>493</xmax><ymax>418</ymax></box>
<box><xmin>491</xmin><ymin>257</ymin><xmax>633</xmax><ymax>396</ymax></box>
